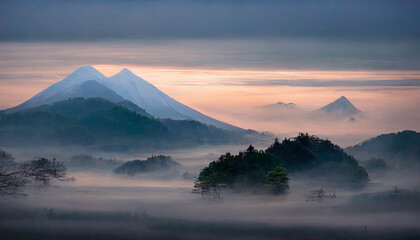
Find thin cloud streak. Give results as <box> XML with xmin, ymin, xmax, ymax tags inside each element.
<box><xmin>216</xmin><ymin>79</ymin><xmax>420</xmax><ymax>87</ymax></box>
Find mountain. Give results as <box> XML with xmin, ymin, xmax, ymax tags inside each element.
<box><xmin>16</xmin><ymin>95</ymin><xmax>151</xmax><ymax>118</ymax></box>
<box><xmin>263</xmin><ymin>101</ymin><xmax>297</xmax><ymax>109</ymax></box>
<box><xmin>98</xmin><ymin>68</ymin><xmax>239</xmax><ymax>131</ymax></box>
<box><xmin>0</xmin><ymin>98</ymin><xmax>167</xmax><ymax>148</ymax></box>
<box><xmin>41</xmin><ymin>80</ymin><xmax>126</xmax><ymax>104</ymax></box>
<box><xmin>0</xmin><ymin>97</ymin><xmax>258</xmax><ymax>150</ymax></box>
<box><xmin>21</xmin><ymin>97</ymin><xmax>151</xmax><ymax>119</ymax></box>
<box><xmin>6</xmin><ymin>66</ymin><xmax>106</xmax><ymax>113</ymax></box>
<box><xmin>344</xmin><ymin>130</ymin><xmax>420</xmax><ymax>167</ymax></box>
<box><xmin>314</xmin><ymin>96</ymin><xmax>361</xmax><ymax>117</ymax></box>
<box><xmin>116</xmin><ymin>99</ymin><xmax>151</xmax><ymax>118</ymax></box>
<box><xmin>4</xmin><ymin>66</ymin><xmax>240</xmax><ymax>131</ymax></box>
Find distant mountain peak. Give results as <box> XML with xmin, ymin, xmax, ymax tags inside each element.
<box><xmin>336</xmin><ymin>96</ymin><xmax>350</xmax><ymax>103</ymax></box>
<box><xmin>263</xmin><ymin>101</ymin><xmax>297</xmax><ymax>109</ymax></box>
<box><xmin>316</xmin><ymin>96</ymin><xmax>361</xmax><ymax>117</ymax></box>
<box><xmin>276</xmin><ymin>102</ymin><xmax>297</xmax><ymax>108</ymax></box>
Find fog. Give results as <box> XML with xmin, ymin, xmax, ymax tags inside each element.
<box><xmin>1</xmin><ymin>146</ymin><xmax>419</xmax><ymax>239</ymax></box>
<box><xmin>222</xmin><ymin>97</ymin><xmax>420</xmax><ymax>146</ymax></box>
<box><xmin>1</xmin><ymin>0</ymin><xmax>419</xmax><ymax>238</ymax></box>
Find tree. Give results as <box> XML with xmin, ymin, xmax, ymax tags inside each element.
<box><xmin>246</xmin><ymin>145</ymin><xmax>256</xmax><ymax>153</ymax></box>
<box><xmin>192</xmin><ymin>181</ymin><xmax>210</xmax><ymax>196</ymax></box>
<box><xmin>0</xmin><ymin>149</ymin><xmax>74</xmax><ymax>197</ymax></box>
<box><xmin>192</xmin><ymin>180</ymin><xmax>226</xmax><ymax>198</ymax></box>
<box><xmin>0</xmin><ymin>150</ymin><xmax>26</xmax><ymax>196</ymax></box>
<box><xmin>266</xmin><ymin>137</ymin><xmax>281</xmax><ymax>153</ymax></box>
<box><xmin>193</xmin><ymin>166</ymin><xmax>227</xmax><ymax>198</ymax></box>
<box><xmin>265</xmin><ymin>167</ymin><xmax>289</xmax><ymax>194</ymax></box>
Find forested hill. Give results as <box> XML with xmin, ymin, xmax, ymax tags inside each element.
<box><xmin>345</xmin><ymin>130</ymin><xmax>420</xmax><ymax>166</ymax></box>
<box><xmin>198</xmin><ymin>133</ymin><xmax>368</xmax><ymax>193</ymax></box>
<box><xmin>0</xmin><ymin>97</ymin><xmax>264</xmax><ymax>151</ymax></box>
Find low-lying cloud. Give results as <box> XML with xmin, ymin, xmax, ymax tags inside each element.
<box><xmin>194</xmin><ymin>79</ymin><xmax>420</xmax><ymax>87</ymax></box>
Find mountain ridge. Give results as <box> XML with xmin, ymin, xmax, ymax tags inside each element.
<box><xmin>4</xmin><ymin>66</ymin><xmax>240</xmax><ymax>131</ymax></box>
<box><xmin>263</xmin><ymin>101</ymin><xmax>297</xmax><ymax>109</ymax></box>
<box><xmin>0</xmin><ymin>97</ymin><xmax>263</xmax><ymax>150</ymax></box>
<box><xmin>344</xmin><ymin>130</ymin><xmax>420</xmax><ymax>167</ymax></box>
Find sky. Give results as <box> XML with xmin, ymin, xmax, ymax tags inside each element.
<box><xmin>0</xmin><ymin>0</ymin><xmax>419</xmax><ymax>145</ymax></box>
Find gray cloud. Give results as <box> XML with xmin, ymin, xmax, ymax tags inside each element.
<box><xmin>0</xmin><ymin>0</ymin><xmax>419</xmax><ymax>42</ymax></box>
<box><xmin>0</xmin><ymin>73</ymin><xmax>65</xmax><ymax>80</ymax></box>
<box><xmin>1</xmin><ymin>0</ymin><xmax>420</xmax><ymax>71</ymax></box>
<box><xmin>224</xmin><ymin>79</ymin><xmax>420</xmax><ymax>87</ymax></box>
<box><xmin>1</xmin><ymin>39</ymin><xmax>420</xmax><ymax>71</ymax></box>
<box><xmin>335</xmin><ymin>87</ymin><xmax>420</xmax><ymax>92</ymax></box>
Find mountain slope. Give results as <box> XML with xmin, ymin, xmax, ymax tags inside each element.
<box><xmin>315</xmin><ymin>96</ymin><xmax>361</xmax><ymax>117</ymax></box>
<box><xmin>98</xmin><ymin>68</ymin><xmax>240</xmax><ymax>131</ymax></box>
<box><xmin>0</xmin><ymin>97</ymin><xmax>257</xmax><ymax>150</ymax></box>
<box><xmin>6</xmin><ymin>66</ymin><xmax>106</xmax><ymax>113</ymax></box>
<box><xmin>16</xmin><ymin>96</ymin><xmax>151</xmax><ymax>118</ymax></box>
<box><xmin>46</xmin><ymin>80</ymin><xmax>126</xmax><ymax>103</ymax></box>
<box><xmin>345</xmin><ymin>130</ymin><xmax>420</xmax><ymax>166</ymax></box>
<box><xmin>4</xmin><ymin>66</ymin><xmax>240</xmax><ymax>131</ymax></box>
<box><xmin>116</xmin><ymin>100</ymin><xmax>152</xmax><ymax>118</ymax></box>
<box><xmin>0</xmin><ymin>98</ymin><xmax>167</xmax><ymax>147</ymax></box>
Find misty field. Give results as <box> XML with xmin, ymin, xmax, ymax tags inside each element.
<box><xmin>1</xmin><ymin>145</ymin><xmax>419</xmax><ymax>240</ymax></box>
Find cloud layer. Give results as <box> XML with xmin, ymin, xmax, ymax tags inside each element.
<box><xmin>224</xmin><ymin>79</ymin><xmax>420</xmax><ymax>87</ymax></box>
<box><xmin>1</xmin><ymin>0</ymin><xmax>419</xmax><ymax>42</ymax></box>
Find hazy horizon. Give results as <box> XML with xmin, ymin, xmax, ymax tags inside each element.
<box><xmin>1</xmin><ymin>47</ymin><xmax>419</xmax><ymax>146</ymax></box>
<box><xmin>1</xmin><ymin>1</ymin><xmax>420</xmax><ymax>239</ymax></box>
<box><xmin>1</xmin><ymin>1</ymin><xmax>420</xmax><ymax>145</ymax></box>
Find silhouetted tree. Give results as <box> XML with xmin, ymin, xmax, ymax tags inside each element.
<box><xmin>246</xmin><ymin>145</ymin><xmax>256</xmax><ymax>153</ymax></box>
<box><xmin>192</xmin><ymin>180</ymin><xmax>226</xmax><ymax>198</ymax></box>
<box><xmin>0</xmin><ymin>149</ymin><xmax>74</xmax><ymax>197</ymax></box>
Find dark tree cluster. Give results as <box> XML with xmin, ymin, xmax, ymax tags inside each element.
<box><xmin>0</xmin><ymin>149</ymin><xmax>73</xmax><ymax>197</ymax></box>
<box><xmin>114</xmin><ymin>155</ymin><xmax>182</xmax><ymax>175</ymax></box>
<box><xmin>195</xmin><ymin>144</ymin><xmax>289</xmax><ymax>197</ymax></box>
<box><xmin>195</xmin><ymin>133</ymin><xmax>369</xmax><ymax>197</ymax></box>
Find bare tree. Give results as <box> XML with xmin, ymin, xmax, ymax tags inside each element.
<box><xmin>0</xmin><ymin>149</ymin><xmax>74</xmax><ymax>197</ymax></box>
<box><xmin>0</xmin><ymin>150</ymin><xmax>27</xmax><ymax>196</ymax></box>
<box><xmin>192</xmin><ymin>180</ymin><xmax>226</xmax><ymax>198</ymax></box>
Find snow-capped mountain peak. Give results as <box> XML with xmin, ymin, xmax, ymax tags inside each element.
<box><xmin>5</xmin><ymin>66</ymin><xmax>240</xmax><ymax>131</ymax></box>
<box><xmin>5</xmin><ymin>66</ymin><xmax>106</xmax><ymax>113</ymax></box>
<box><xmin>56</xmin><ymin>65</ymin><xmax>106</xmax><ymax>90</ymax></box>
<box><xmin>115</xmin><ymin>68</ymin><xmax>137</xmax><ymax>78</ymax></box>
<box><xmin>97</xmin><ymin>68</ymin><xmax>239</xmax><ymax>130</ymax></box>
